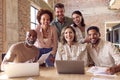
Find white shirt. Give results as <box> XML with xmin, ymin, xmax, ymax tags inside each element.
<box><xmin>87</xmin><ymin>39</ymin><xmax>120</xmax><ymax>67</ymax></box>
<box><xmin>55</xmin><ymin>42</ymin><xmax>88</xmax><ymax>66</ymax></box>
<box><xmin>71</xmin><ymin>26</ymin><xmax>86</xmax><ymax>43</ymax></box>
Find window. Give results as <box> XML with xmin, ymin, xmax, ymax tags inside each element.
<box><xmin>30</xmin><ymin>6</ymin><xmax>38</xmax><ymax>29</ymax></box>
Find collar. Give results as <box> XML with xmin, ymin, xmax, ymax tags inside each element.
<box><xmin>54</xmin><ymin>16</ymin><xmax>67</xmax><ymax>23</ymax></box>
<box><xmin>37</xmin><ymin>25</ymin><xmax>50</xmax><ymax>33</ymax></box>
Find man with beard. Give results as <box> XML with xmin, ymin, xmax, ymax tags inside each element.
<box><xmin>87</xmin><ymin>26</ymin><xmax>120</xmax><ymax>74</ymax></box>
<box><xmin>1</xmin><ymin>30</ymin><xmax>39</xmax><ymax>71</ymax></box>
<box><xmin>51</xmin><ymin>3</ymin><xmax>73</xmax><ymax>41</ymax></box>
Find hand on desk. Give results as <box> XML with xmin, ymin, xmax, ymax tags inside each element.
<box><xmin>49</xmin><ymin>54</ymin><xmax>55</xmax><ymax>63</ymax></box>
<box><xmin>106</xmin><ymin>64</ymin><xmax>120</xmax><ymax>75</ymax></box>
<box><xmin>106</xmin><ymin>67</ymin><xmax>116</xmax><ymax>75</ymax></box>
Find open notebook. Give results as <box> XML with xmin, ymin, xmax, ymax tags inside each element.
<box><xmin>56</xmin><ymin>60</ymin><xmax>85</xmax><ymax>74</ymax></box>
<box><xmin>4</xmin><ymin>63</ymin><xmax>39</xmax><ymax>77</ymax></box>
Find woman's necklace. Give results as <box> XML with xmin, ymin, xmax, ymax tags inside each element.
<box><xmin>42</xmin><ymin>27</ymin><xmax>49</xmax><ymax>38</ymax></box>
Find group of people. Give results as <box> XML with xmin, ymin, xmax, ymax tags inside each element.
<box><xmin>1</xmin><ymin>3</ymin><xmax>120</xmax><ymax>75</ymax></box>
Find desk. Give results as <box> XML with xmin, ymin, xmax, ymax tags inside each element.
<box><xmin>0</xmin><ymin>67</ymin><xmax>120</xmax><ymax>80</ymax></box>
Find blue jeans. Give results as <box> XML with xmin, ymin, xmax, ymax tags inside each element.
<box><xmin>38</xmin><ymin>48</ymin><xmax>54</xmax><ymax>67</ymax></box>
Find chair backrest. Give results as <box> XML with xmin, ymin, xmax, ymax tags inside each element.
<box><xmin>0</xmin><ymin>53</ymin><xmax>4</xmax><ymax>71</ymax></box>
<box><xmin>2</xmin><ymin>53</ymin><xmax>6</xmax><ymax>61</ymax></box>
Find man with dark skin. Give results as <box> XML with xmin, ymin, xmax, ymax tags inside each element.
<box><xmin>87</xmin><ymin>26</ymin><xmax>120</xmax><ymax>74</ymax></box>
<box><xmin>1</xmin><ymin>30</ymin><xmax>39</xmax><ymax>71</ymax></box>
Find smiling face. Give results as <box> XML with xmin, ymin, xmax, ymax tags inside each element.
<box><xmin>64</xmin><ymin>28</ymin><xmax>75</xmax><ymax>44</ymax></box>
<box><xmin>26</xmin><ymin>30</ymin><xmax>37</xmax><ymax>47</ymax></box>
<box><xmin>87</xmin><ymin>29</ymin><xmax>100</xmax><ymax>44</ymax></box>
<box><xmin>55</xmin><ymin>7</ymin><xmax>65</xmax><ymax>22</ymax></box>
<box><xmin>40</xmin><ymin>13</ymin><xmax>50</xmax><ymax>28</ymax></box>
<box><xmin>72</xmin><ymin>13</ymin><xmax>82</xmax><ymax>26</ymax></box>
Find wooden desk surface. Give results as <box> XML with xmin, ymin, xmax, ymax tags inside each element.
<box><xmin>0</xmin><ymin>67</ymin><xmax>120</xmax><ymax>80</ymax></box>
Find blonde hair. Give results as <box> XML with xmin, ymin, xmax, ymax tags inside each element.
<box><xmin>60</xmin><ymin>26</ymin><xmax>77</xmax><ymax>44</ymax></box>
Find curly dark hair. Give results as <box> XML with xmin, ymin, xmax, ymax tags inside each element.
<box><xmin>37</xmin><ymin>9</ymin><xmax>53</xmax><ymax>24</ymax></box>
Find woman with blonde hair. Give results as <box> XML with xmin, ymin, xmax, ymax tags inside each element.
<box><xmin>55</xmin><ymin>26</ymin><xmax>88</xmax><ymax>66</ymax></box>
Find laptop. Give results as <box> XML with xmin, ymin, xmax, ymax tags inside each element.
<box><xmin>55</xmin><ymin>60</ymin><xmax>85</xmax><ymax>74</ymax></box>
<box><xmin>4</xmin><ymin>63</ymin><xmax>39</xmax><ymax>77</ymax></box>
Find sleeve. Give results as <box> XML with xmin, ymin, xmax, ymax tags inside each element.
<box><xmin>33</xmin><ymin>49</ymin><xmax>39</xmax><ymax>62</ymax></box>
<box><xmin>109</xmin><ymin>43</ymin><xmax>120</xmax><ymax>65</ymax></box>
<box><xmin>79</xmin><ymin>27</ymin><xmax>89</xmax><ymax>44</ymax></box>
<box><xmin>78</xmin><ymin>43</ymin><xmax>89</xmax><ymax>66</ymax></box>
<box><xmin>3</xmin><ymin>45</ymin><xmax>16</xmax><ymax>62</ymax></box>
<box><xmin>86</xmin><ymin>44</ymin><xmax>95</xmax><ymax>66</ymax></box>
<box><xmin>55</xmin><ymin>43</ymin><xmax>63</xmax><ymax>60</ymax></box>
<box><xmin>50</xmin><ymin>26</ymin><xmax>58</xmax><ymax>55</ymax></box>
<box><xmin>71</xmin><ymin>26</ymin><xmax>85</xmax><ymax>44</ymax></box>
<box><xmin>78</xmin><ymin>37</ymin><xmax>85</xmax><ymax>44</ymax></box>
<box><xmin>1</xmin><ymin>44</ymin><xmax>16</xmax><ymax>71</ymax></box>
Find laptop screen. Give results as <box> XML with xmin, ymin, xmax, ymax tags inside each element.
<box><xmin>55</xmin><ymin>60</ymin><xmax>85</xmax><ymax>74</ymax></box>
<box><xmin>4</xmin><ymin>63</ymin><xmax>39</xmax><ymax>77</ymax></box>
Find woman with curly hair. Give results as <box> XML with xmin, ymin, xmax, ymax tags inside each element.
<box><xmin>35</xmin><ymin>9</ymin><xmax>58</xmax><ymax>67</ymax></box>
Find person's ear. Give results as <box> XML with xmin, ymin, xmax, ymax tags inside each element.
<box><xmin>99</xmin><ymin>33</ymin><xmax>101</xmax><ymax>37</ymax></box>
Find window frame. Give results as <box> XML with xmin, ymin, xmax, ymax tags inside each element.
<box><xmin>30</xmin><ymin>5</ymin><xmax>39</xmax><ymax>29</ymax></box>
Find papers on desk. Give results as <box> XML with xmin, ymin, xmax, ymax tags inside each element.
<box><xmin>91</xmin><ymin>77</ymin><xmax>112</xmax><ymax>80</ymax></box>
<box><xmin>87</xmin><ymin>66</ymin><xmax>117</xmax><ymax>77</ymax></box>
<box><xmin>27</xmin><ymin>77</ymin><xmax>34</xmax><ymax>80</ymax></box>
<box><xmin>37</xmin><ymin>52</ymin><xmax>50</xmax><ymax>64</ymax></box>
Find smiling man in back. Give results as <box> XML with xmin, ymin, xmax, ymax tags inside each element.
<box><xmin>1</xmin><ymin>30</ymin><xmax>39</xmax><ymax>71</ymax></box>
<box><xmin>51</xmin><ymin>3</ymin><xmax>73</xmax><ymax>41</ymax></box>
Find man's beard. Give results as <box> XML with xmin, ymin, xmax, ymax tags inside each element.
<box><xmin>91</xmin><ymin>39</ymin><xmax>100</xmax><ymax>45</ymax></box>
<box><xmin>26</xmin><ymin>40</ymin><xmax>34</xmax><ymax>46</ymax></box>
<box><xmin>58</xmin><ymin>16</ymin><xmax>64</xmax><ymax>22</ymax></box>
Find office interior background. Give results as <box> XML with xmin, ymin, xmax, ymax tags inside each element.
<box><xmin>0</xmin><ymin>0</ymin><xmax>120</xmax><ymax>54</ymax></box>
